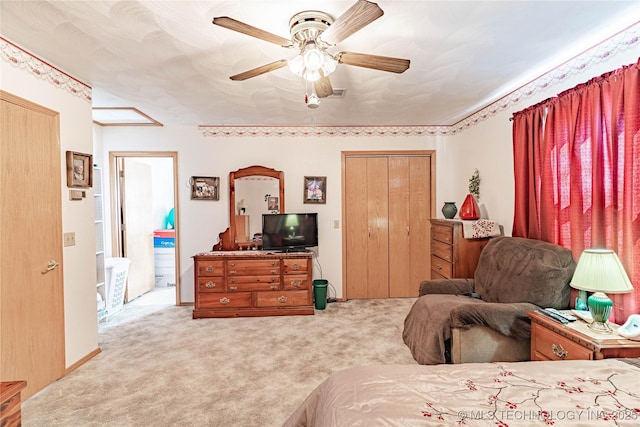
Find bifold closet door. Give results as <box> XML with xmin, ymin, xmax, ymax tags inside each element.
<box><xmin>345</xmin><ymin>154</ymin><xmax>431</xmax><ymax>300</ymax></box>
<box><xmin>345</xmin><ymin>156</ymin><xmax>389</xmax><ymax>299</ymax></box>
<box><xmin>388</xmin><ymin>156</ymin><xmax>430</xmax><ymax>297</ymax></box>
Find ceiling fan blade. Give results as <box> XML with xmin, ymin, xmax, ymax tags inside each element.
<box><xmin>338</xmin><ymin>52</ymin><xmax>410</xmax><ymax>74</ymax></box>
<box><xmin>320</xmin><ymin>0</ymin><xmax>384</xmax><ymax>45</ymax></box>
<box><xmin>230</xmin><ymin>60</ymin><xmax>288</xmax><ymax>81</ymax></box>
<box><xmin>314</xmin><ymin>76</ymin><xmax>333</xmax><ymax>98</ymax></box>
<box><xmin>213</xmin><ymin>17</ymin><xmax>292</xmax><ymax>47</ymax></box>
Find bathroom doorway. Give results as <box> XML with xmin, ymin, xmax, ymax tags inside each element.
<box><xmin>109</xmin><ymin>152</ymin><xmax>180</xmax><ymax>306</ymax></box>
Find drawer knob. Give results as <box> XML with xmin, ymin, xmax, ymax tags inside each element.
<box><xmin>230</xmin><ymin>262</ymin><xmax>236</xmax><ymax>267</ymax></box>
<box><xmin>229</xmin><ymin>286</ymin><xmax>237</xmax><ymax>291</ymax></box>
<box><xmin>271</xmin><ymin>261</ymin><xmax>277</xmax><ymax>266</ymax></box>
<box><xmin>291</xmin><ymin>280</ymin><xmax>301</xmax><ymax>287</ymax></box>
<box><xmin>205</xmin><ymin>266</ymin><xmax>215</xmax><ymax>273</ymax></box>
<box><xmin>270</xmin><ymin>285</ymin><xmax>278</xmax><ymax>290</ymax></box>
<box><xmin>205</xmin><ymin>281</ymin><xmax>216</xmax><ymax>289</ymax></box>
<box><xmin>292</xmin><ymin>264</ymin><xmax>300</xmax><ymax>271</ymax></box>
<box><xmin>220</xmin><ymin>297</ymin><xmax>230</xmax><ymax>305</ymax></box>
<box><xmin>551</xmin><ymin>343</ymin><xmax>568</xmax><ymax>359</ymax></box>
<box><xmin>278</xmin><ymin>296</ymin><xmax>288</xmax><ymax>303</ymax></box>
<box><xmin>436</xmin><ymin>264</ymin><xmax>442</xmax><ymax>270</ymax></box>
<box><xmin>229</xmin><ymin>278</ymin><xmax>236</xmax><ymax>283</ymax></box>
<box><xmin>229</xmin><ymin>270</ymin><xmax>237</xmax><ymax>275</ymax></box>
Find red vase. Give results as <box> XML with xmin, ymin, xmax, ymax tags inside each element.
<box><xmin>459</xmin><ymin>194</ymin><xmax>480</xmax><ymax>220</ymax></box>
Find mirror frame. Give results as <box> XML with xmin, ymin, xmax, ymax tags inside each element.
<box><xmin>215</xmin><ymin>165</ymin><xmax>285</xmax><ymax>250</ymax></box>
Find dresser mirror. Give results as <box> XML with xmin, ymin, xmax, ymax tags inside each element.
<box><xmin>214</xmin><ymin>165</ymin><xmax>285</xmax><ymax>250</ymax></box>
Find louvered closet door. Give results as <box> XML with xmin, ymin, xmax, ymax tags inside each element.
<box><xmin>344</xmin><ymin>153</ymin><xmax>432</xmax><ymax>299</ymax></box>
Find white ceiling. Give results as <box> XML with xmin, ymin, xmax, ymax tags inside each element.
<box><xmin>1</xmin><ymin>1</ymin><xmax>639</xmax><ymax>127</ymax></box>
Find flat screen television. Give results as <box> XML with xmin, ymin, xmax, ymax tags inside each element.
<box><xmin>262</xmin><ymin>213</ymin><xmax>318</xmax><ymax>252</ymax></box>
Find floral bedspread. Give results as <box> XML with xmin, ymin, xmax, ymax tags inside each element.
<box><xmin>283</xmin><ymin>359</ymin><xmax>640</xmax><ymax>426</ymax></box>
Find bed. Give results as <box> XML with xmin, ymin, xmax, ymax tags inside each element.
<box><xmin>283</xmin><ymin>358</ymin><xmax>640</xmax><ymax>426</ymax></box>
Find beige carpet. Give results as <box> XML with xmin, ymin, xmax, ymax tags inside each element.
<box><xmin>22</xmin><ymin>297</ymin><xmax>418</xmax><ymax>426</ymax></box>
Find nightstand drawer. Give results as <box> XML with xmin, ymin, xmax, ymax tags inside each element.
<box><xmin>430</xmin><ymin>254</ymin><xmax>452</xmax><ymax>279</ymax></box>
<box><xmin>533</xmin><ymin>324</ymin><xmax>593</xmax><ymax>361</ymax></box>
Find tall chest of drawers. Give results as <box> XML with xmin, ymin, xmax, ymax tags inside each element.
<box><xmin>193</xmin><ymin>251</ymin><xmax>314</xmax><ymax>318</ymax></box>
<box><xmin>430</xmin><ymin>219</ymin><xmax>492</xmax><ymax>279</ymax></box>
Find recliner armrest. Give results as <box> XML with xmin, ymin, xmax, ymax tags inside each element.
<box><xmin>450</xmin><ymin>302</ymin><xmax>539</xmax><ymax>340</ymax></box>
<box><xmin>418</xmin><ymin>278</ymin><xmax>474</xmax><ymax>297</ymax></box>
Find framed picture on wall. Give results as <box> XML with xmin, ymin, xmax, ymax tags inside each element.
<box><xmin>303</xmin><ymin>176</ymin><xmax>326</xmax><ymax>204</ymax></box>
<box><xmin>190</xmin><ymin>176</ymin><xmax>219</xmax><ymax>200</ymax></box>
<box><xmin>66</xmin><ymin>151</ymin><xmax>93</xmax><ymax>188</ymax></box>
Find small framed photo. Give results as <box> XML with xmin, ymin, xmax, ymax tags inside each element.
<box><xmin>190</xmin><ymin>176</ymin><xmax>219</xmax><ymax>200</ymax></box>
<box><xmin>66</xmin><ymin>151</ymin><xmax>93</xmax><ymax>188</ymax></box>
<box><xmin>303</xmin><ymin>176</ymin><xmax>326</xmax><ymax>204</ymax></box>
<box><xmin>267</xmin><ymin>196</ymin><xmax>279</xmax><ymax>211</ymax></box>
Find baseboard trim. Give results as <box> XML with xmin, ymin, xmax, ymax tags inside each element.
<box><xmin>65</xmin><ymin>347</ymin><xmax>101</xmax><ymax>375</ymax></box>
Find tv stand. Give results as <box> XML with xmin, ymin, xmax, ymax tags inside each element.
<box><xmin>192</xmin><ymin>251</ymin><xmax>313</xmax><ymax>318</ymax></box>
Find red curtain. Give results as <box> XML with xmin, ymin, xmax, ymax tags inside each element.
<box><xmin>512</xmin><ymin>58</ymin><xmax>640</xmax><ymax>322</ymax></box>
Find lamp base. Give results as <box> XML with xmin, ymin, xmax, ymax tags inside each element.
<box><xmin>587</xmin><ymin>291</ymin><xmax>614</xmax><ymax>334</ymax></box>
<box><xmin>587</xmin><ymin>321</ymin><xmax>613</xmax><ymax>333</ymax></box>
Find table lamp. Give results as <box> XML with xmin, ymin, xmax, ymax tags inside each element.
<box><xmin>570</xmin><ymin>249</ymin><xmax>634</xmax><ymax>333</ymax></box>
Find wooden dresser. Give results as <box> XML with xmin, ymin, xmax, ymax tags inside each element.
<box><xmin>430</xmin><ymin>219</ymin><xmax>493</xmax><ymax>279</ymax></box>
<box><xmin>193</xmin><ymin>251</ymin><xmax>314</xmax><ymax>318</ymax></box>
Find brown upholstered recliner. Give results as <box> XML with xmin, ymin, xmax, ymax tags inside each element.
<box><xmin>403</xmin><ymin>236</ymin><xmax>576</xmax><ymax>365</ymax></box>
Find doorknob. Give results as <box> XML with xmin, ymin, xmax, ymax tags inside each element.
<box><xmin>41</xmin><ymin>260</ymin><xmax>59</xmax><ymax>274</ymax></box>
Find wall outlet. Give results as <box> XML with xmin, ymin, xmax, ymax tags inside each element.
<box><xmin>63</xmin><ymin>232</ymin><xmax>76</xmax><ymax>247</ymax></box>
<box><xmin>334</xmin><ymin>220</ymin><xmax>340</xmax><ymax>229</ymax></box>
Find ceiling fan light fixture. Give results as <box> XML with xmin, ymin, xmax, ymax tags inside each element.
<box><xmin>288</xmin><ymin>55</ymin><xmax>304</xmax><ymax>74</ymax></box>
<box><xmin>303</xmin><ymin>43</ymin><xmax>324</xmax><ymax>71</ymax></box>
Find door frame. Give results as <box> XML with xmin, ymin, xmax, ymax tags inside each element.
<box><xmin>341</xmin><ymin>150</ymin><xmax>437</xmax><ymax>299</ymax></box>
<box><xmin>108</xmin><ymin>151</ymin><xmax>181</xmax><ymax>305</ymax></box>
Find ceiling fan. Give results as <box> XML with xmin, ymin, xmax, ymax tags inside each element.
<box><xmin>213</xmin><ymin>0</ymin><xmax>410</xmax><ymax>106</ymax></box>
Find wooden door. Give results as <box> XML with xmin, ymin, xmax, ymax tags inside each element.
<box><xmin>345</xmin><ymin>156</ymin><xmax>389</xmax><ymax>299</ymax></box>
<box><xmin>0</xmin><ymin>91</ymin><xmax>65</xmax><ymax>399</ymax></box>
<box><xmin>344</xmin><ymin>152</ymin><xmax>432</xmax><ymax>299</ymax></box>
<box><xmin>389</xmin><ymin>156</ymin><xmax>431</xmax><ymax>297</ymax></box>
<box><xmin>121</xmin><ymin>158</ymin><xmax>155</xmax><ymax>301</ymax></box>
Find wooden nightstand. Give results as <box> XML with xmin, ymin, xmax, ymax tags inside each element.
<box><xmin>528</xmin><ymin>310</ymin><xmax>640</xmax><ymax>361</ymax></box>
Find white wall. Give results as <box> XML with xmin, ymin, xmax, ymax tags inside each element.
<box><xmin>1</xmin><ymin>49</ymin><xmax>98</xmax><ymax>368</ymax></box>
<box><xmin>99</xmin><ymin>128</ymin><xmax>445</xmax><ymax>302</ymax></box>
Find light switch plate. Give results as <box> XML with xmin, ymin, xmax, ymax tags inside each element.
<box><xmin>63</xmin><ymin>232</ymin><xmax>76</xmax><ymax>247</ymax></box>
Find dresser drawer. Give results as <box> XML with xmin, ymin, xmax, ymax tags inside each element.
<box><xmin>431</xmin><ymin>224</ymin><xmax>453</xmax><ymax>244</ymax></box>
<box><xmin>283</xmin><ymin>275</ymin><xmax>309</xmax><ymax>290</ymax></box>
<box><xmin>227</xmin><ymin>281</ymin><xmax>281</xmax><ymax>292</ymax></box>
<box><xmin>283</xmin><ymin>258</ymin><xmax>308</xmax><ymax>274</ymax></box>
<box><xmin>533</xmin><ymin>324</ymin><xmax>593</xmax><ymax>361</ymax></box>
<box><xmin>255</xmin><ymin>290</ymin><xmax>311</xmax><ymax>307</ymax></box>
<box><xmin>227</xmin><ymin>275</ymin><xmax>280</xmax><ymax>286</ymax></box>
<box><xmin>430</xmin><ymin>254</ymin><xmax>453</xmax><ymax>279</ymax></box>
<box><xmin>197</xmin><ymin>260</ymin><xmax>224</xmax><ymax>276</ymax></box>
<box><xmin>431</xmin><ymin>240</ymin><xmax>453</xmax><ymax>262</ymax></box>
<box><xmin>198</xmin><ymin>292</ymin><xmax>252</xmax><ymax>308</ymax></box>
<box><xmin>228</xmin><ymin>259</ymin><xmax>280</xmax><ymax>275</ymax></box>
<box><xmin>197</xmin><ymin>277</ymin><xmax>224</xmax><ymax>292</ymax></box>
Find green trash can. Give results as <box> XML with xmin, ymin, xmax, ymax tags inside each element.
<box><xmin>313</xmin><ymin>279</ymin><xmax>328</xmax><ymax>310</ymax></box>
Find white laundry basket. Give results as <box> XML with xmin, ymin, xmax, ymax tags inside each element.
<box><xmin>104</xmin><ymin>257</ymin><xmax>131</xmax><ymax>320</ymax></box>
